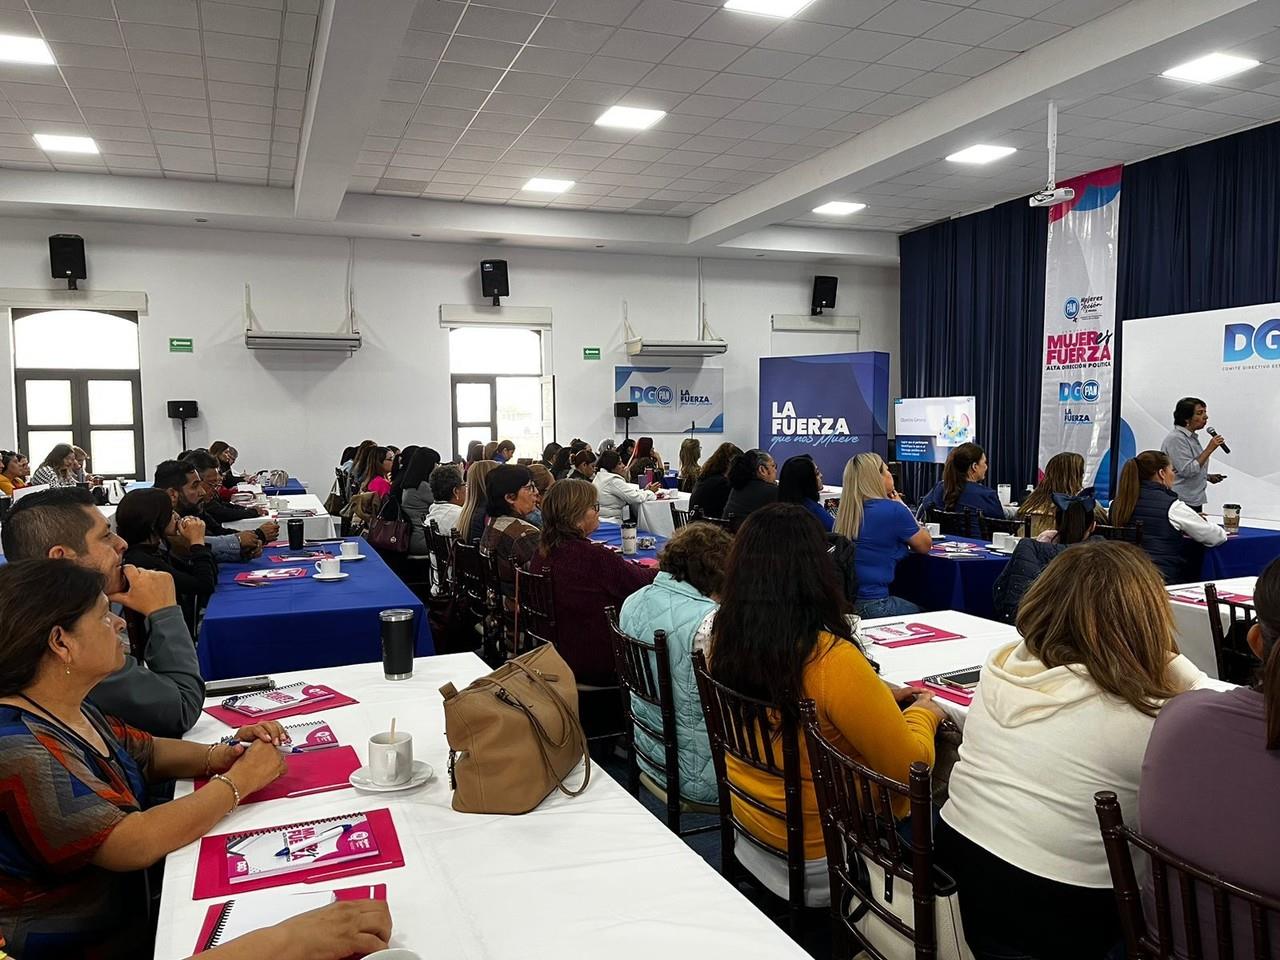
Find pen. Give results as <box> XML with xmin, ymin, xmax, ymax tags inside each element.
<box><xmin>277</xmin><ymin>823</ymin><xmax>348</xmax><ymax>857</ymax></box>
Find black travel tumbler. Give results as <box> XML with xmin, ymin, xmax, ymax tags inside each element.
<box><xmin>380</xmin><ymin>608</ymin><xmax>415</xmax><ymax>680</ymax></box>
<box><xmin>287</xmin><ymin>517</ymin><xmax>304</xmax><ymax>550</ymax></box>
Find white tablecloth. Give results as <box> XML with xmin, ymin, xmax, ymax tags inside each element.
<box><xmin>1166</xmin><ymin>575</ymin><xmax>1258</xmax><ymax>679</ymax></box>
<box><xmin>156</xmin><ymin>654</ymin><xmax>809</xmax><ymax>960</ymax></box>
<box><xmin>224</xmin><ymin>493</ymin><xmax>337</xmax><ymax>540</ymax></box>
<box><xmin>637</xmin><ymin>493</ymin><xmax>689</xmax><ymax>537</ymax></box>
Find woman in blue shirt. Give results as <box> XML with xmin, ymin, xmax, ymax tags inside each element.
<box><xmin>777</xmin><ymin>454</ymin><xmax>833</xmax><ymax>531</ymax></box>
<box><xmin>835</xmin><ymin>453</ymin><xmax>932</xmax><ymax>618</ymax></box>
<box><xmin>918</xmin><ymin>442</ymin><xmax>1006</xmax><ymax>521</ymax></box>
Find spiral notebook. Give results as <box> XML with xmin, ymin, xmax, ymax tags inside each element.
<box><xmin>220</xmin><ymin>682</ymin><xmax>336</xmax><ymax>719</ymax></box>
<box><xmin>193</xmin><ymin>885</ymin><xmax>386</xmax><ymax>953</ymax></box>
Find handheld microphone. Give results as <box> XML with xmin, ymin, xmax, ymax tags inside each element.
<box><xmin>1207</xmin><ymin>427</ymin><xmax>1231</xmax><ymax>455</ymax></box>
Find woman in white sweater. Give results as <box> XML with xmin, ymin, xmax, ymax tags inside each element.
<box><xmin>937</xmin><ymin>540</ymin><xmax>1209</xmax><ymax>960</ymax></box>
<box><xmin>592</xmin><ymin>449</ymin><xmax>661</xmax><ymax>521</ymax></box>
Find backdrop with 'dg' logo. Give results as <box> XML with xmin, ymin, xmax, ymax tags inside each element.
<box><xmin>614</xmin><ymin>366</ymin><xmax>724</xmax><ymax>433</ymax></box>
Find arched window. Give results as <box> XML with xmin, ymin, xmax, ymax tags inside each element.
<box><xmin>13</xmin><ymin>309</ymin><xmax>144</xmax><ymax>479</ymax></box>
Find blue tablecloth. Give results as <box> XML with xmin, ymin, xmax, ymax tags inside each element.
<box><xmin>263</xmin><ymin>476</ymin><xmax>306</xmax><ymax>495</ymax></box>
<box><xmin>589</xmin><ymin>525</ymin><xmax>668</xmax><ymax>562</ymax></box>
<box><xmin>1200</xmin><ymin>526</ymin><xmax>1280</xmax><ymax>579</ymax></box>
<box><xmin>198</xmin><ymin>536</ymin><xmax>433</xmax><ymax>680</ymax></box>
<box><xmin>890</xmin><ymin>537</ymin><xmax>1008</xmax><ymax>620</ymax></box>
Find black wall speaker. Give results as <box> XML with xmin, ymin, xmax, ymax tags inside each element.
<box><xmin>167</xmin><ymin>399</ymin><xmax>199</xmax><ymax>419</ymax></box>
<box><xmin>811</xmin><ymin>275</ymin><xmax>838</xmax><ymax>315</ymax></box>
<box><xmin>49</xmin><ymin>234</ymin><xmax>86</xmax><ymax>286</ymax></box>
<box><xmin>614</xmin><ymin>401</ymin><xmax>638</xmax><ymax>419</ymax></box>
<box><xmin>480</xmin><ymin>259</ymin><xmax>509</xmax><ymax>299</ymax></box>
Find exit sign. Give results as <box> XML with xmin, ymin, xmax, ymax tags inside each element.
<box><xmin>169</xmin><ymin>337</ymin><xmax>193</xmax><ymax>353</ymax></box>
<box><xmin>582</xmin><ymin>346</ymin><xmax>601</xmax><ymax>360</ymax></box>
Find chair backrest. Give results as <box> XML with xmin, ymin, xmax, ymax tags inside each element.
<box><xmin>978</xmin><ymin>514</ymin><xmax>1030</xmax><ymax>540</ymax></box>
<box><xmin>925</xmin><ymin>507</ymin><xmax>975</xmax><ymax>538</ymax></box>
<box><xmin>1095</xmin><ymin>790</ymin><xmax>1280</xmax><ymax>959</ymax></box>
<box><xmin>671</xmin><ymin>502</ymin><xmax>690</xmax><ymax>530</ymax></box>
<box><xmin>426</xmin><ymin>520</ymin><xmax>455</xmax><ymax>596</ymax></box>
<box><xmin>1204</xmin><ymin>583</ymin><xmax>1258</xmax><ymax>683</ymax></box>
<box><xmin>801</xmin><ymin>699</ymin><xmax>940</xmax><ymax>960</ymax></box>
<box><xmin>606</xmin><ymin>609</ymin><xmax>681</xmax><ymax>803</ymax></box>
<box><xmin>689</xmin><ymin>505</ymin><xmax>733</xmax><ymax>532</ymax></box>
<box><xmin>692</xmin><ymin>648</ymin><xmax>807</xmax><ymax>914</ymax></box>
<box><xmin>1094</xmin><ymin>520</ymin><xmax>1145</xmax><ymax>546</ymax></box>
<box><xmin>452</xmin><ymin>540</ymin><xmax>486</xmax><ymax>606</ymax></box>
<box><xmin>514</xmin><ymin>565</ymin><xmax>556</xmax><ymax>652</ymax></box>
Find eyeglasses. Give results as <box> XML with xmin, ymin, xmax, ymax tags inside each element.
<box><xmin>591</xmin><ymin>503</ymin><xmax>600</xmax><ymax>511</ymax></box>
<box><xmin>523</xmin><ymin>482</ymin><xmax>538</xmax><ymax>491</ymax></box>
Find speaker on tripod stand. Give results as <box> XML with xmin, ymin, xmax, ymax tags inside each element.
<box><xmin>167</xmin><ymin>399</ymin><xmax>198</xmax><ymax>451</ymax></box>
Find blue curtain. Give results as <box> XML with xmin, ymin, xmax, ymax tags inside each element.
<box><xmin>898</xmin><ymin>198</ymin><xmax>1048</xmax><ymax>502</ymax></box>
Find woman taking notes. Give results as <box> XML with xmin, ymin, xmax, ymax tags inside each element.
<box><xmin>0</xmin><ymin>560</ymin><xmax>289</xmax><ymax>958</ymax></box>
<box><xmin>918</xmin><ymin>442</ymin><xmax>1005</xmax><ymax>521</ymax></box>
<box><xmin>834</xmin><ymin>453</ymin><xmax>931</xmax><ymax>618</ymax></box>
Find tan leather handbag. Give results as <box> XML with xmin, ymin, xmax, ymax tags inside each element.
<box><xmin>439</xmin><ymin>644</ymin><xmax>591</xmax><ymax>814</ymax></box>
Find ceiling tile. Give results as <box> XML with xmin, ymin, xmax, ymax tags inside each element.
<box><xmin>982</xmin><ymin>19</ymin><xmax>1068</xmax><ymax>51</ymax></box>
<box><xmin>497</xmin><ymin>71</ymin><xmax>566</xmax><ymax>99</ymax></box>
<box><xmin>860</xmin><ymin>0</ymin><xmax>960</xmax><ymax>35</ymax></box>
<box><xmin>692</xmin><ymin>10</ymin><xmax>777</xmax><ymax>45</ymax></box>
<box><xmin>641</xmin><ymin>63</ymin><xmax>716</xmax><ymax>92</ymax></box>
<box><xmin>725</xmin><ymin>48</ymin><xmax>809</xmax><ymax>78</ymax></box>
<box><xmin>820</xmin><ymin>30</ymin><xmax>910</xmax><ymax>61</ymax></box>
<box><xmin>924</xmin><ymin>7</ymin><xmax>1020</xmax><ymax>44</ymax></box>
<box><xmin>531</xmin><ymin>19</ymin><xmax>615</xmax><ymax>54</ymax></box>
<box><xmin>445</xmin><ymin>36</ymin><xmax>522</xmax><ymax>68</ymax></box>
<box><xmin>844</xmin><ymin>63</ymin><xmax>923</xmax><ymax>91</ymax></box>
<box><xmin>894</xmin><ymin>70</ymin><xmax>966</xmax><ymax>96</ymax></box>
<box><xmin>756</xmin><ymin>79</ymin><xmax>829</xmax><ymax>104</ymax></box>
<box><xmin>48</xmin><ymin>41</ymin><xmax>133</xmax><ymax>69</ymax></box>
<box><xmin>880</xmin><ymin>38</ymin><xmax>970</xmax><ymax>70</ymax></box>
<box><xmin>401</xmin><ymin>30</ymin><xmax>448</xmax><ymax>60</ymax></box>
<box><xmin>201</xmin><ymin>1</ymin><xmax>281</xmax><ymax>38</ymax></box>
<box><xmin>621</xmin><ymin>0</ymin><xmax>715</xmax><ymax>37</ymax></box>
<box><xmin>32</xmin><ymin>13</ymin><xmax>123</xmax><ymax>45</ymax></box>
<box><xmin>673</xmin><ymin>93</ymin><xmax>744</xmax><ymax>117</ymax></box>
<box><xmin>544</xmin><ymin>0</ymin><xmax>643</xmax><ymax>26</ymax></box>
<box><xmin>512</xmin><ymin>46</ymin><xmax>591</xmax><ymax>77</ymax></box>
<box><xmin>664</xmin><ymin>38</ymin><xmax>748</xmax><ymax>70</ymax></box>
<box><xmin>457</xmin><ymin>5</ymin><xmax>542</xmax><ymax>43</ymax></box>
<box><xmin>207</xmin><ymin>57</ymin><xmax>278</xmax><ymax>84</ymax></box>
<box><xmin>784</xmin><ymin>56</ymin><xmax>864</xmax><ymax>85</ymax></box>
<box><xmin>1035</xmin><ymin>0</ymin><xmax>1127</xmax><ymax>27</ymax></box>
<box><xmin>202</xmin><ymin>31</ymin><xmax>279</xmax><ymax>61</ymax></box>
<box><xmin>597</xmin><ymin>29</ymin><xmax>682</xmax><ymax>62</ymax></box>
<box><xmin>578</xmin><ymin>56</ymin><xmax>654</xmax><ymax>85</ymax></box>
<box><xmin>936</xmin><ymin>45</ymin><xmax>1016</xmax><ymax>75</ymax></box>
<box><xmin>970</xmin><ymin>0</ymin><xmax>1056</xmax><ymax>15</ymax></box>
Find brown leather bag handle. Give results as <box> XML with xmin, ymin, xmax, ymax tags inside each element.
<box><xmin>499</xmin><ymin>661</ymin><xmax>591</xmax><ymax>795</ymax></box>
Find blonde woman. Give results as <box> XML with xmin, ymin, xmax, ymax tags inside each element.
<box><xmin>1017</xmin><ymin>452</ymin><xmax>1108</xmax><ymax>538</ymax></box>
<box><xmin>677</xmin><ymin>438</ymin><xmax>701</xmax><ymax>492</ymax></box>
<box><xmin>457</xmin><ymin>460</ymin><xmax>498</xmax><ymax>544</ymax></box>
<box><xmin>833</xmin><ymin>453</ymin><xmax>931</xmax><ymax>617</ymax></box>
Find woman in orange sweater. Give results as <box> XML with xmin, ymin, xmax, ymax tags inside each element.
<box><xmin>708</xmin><ymin>502</ymin><xmax>945</xmax><ymax>905</ymax></box>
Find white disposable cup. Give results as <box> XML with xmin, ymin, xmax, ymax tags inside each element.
<box><xmin>315</xmin><ymin>557</ymin><xmax>341</xmax><ymax>577</ymax></box>
<box><xmin>926</xmin><ymin>522</ymin><xmax>941</xmax><ymax>537</ymax></box>
<box><xmin>368</xmin><ymin>731</ymin><xmax>412</xmax><ymax>786</ymax></box>
<box><xmin>997</xmin><ymin>484</ymin><xmax>1012</xmax><ymax>505</ymax></box>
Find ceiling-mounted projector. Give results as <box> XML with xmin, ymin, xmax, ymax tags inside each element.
<box><xmin>1030</xmin><ymin>186</ymin><xmax>1075</xmax><ymax>208</ymax></box>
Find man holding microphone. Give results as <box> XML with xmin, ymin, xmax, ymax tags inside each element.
<box><xmin>1161</xmin><ymin>397</ymin><xmax>1227</xmax><ymax>512</ymax></box>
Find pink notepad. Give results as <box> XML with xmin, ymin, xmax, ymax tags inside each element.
<box><xmin>865</xmin><ymin>622</ymin><xmax>964</xmax><ymax>648</ymax></box>
<box><xmin>219</xmin><ymin>682</ymin><xmax>336</xmax><ymax>719</ymax></box>
<box><xmin>268</xmin><ymin>551</ymin><xmax>332</xmax><ymax>563</ymax></box>
<box><xmin>203</xmin><ymin>684</ymin><xmax>358</xmax><ymax>727</ymax></box>
<box><xmin>906</xmin><ymin>680</ymin><xmax>975</xmax><ymax>706</ymax></box>
<box><xmin>194</xmin><ymin>746</ymin><xmax>360</xmax><ymax>805</ymax></box>
<box><xmin>193</xmin><ymin>808</ymin><xmax>404</xmax><ymax>899</ymax></box>
<box><xmin>193</xmin><ymin>884</ymin><xmax>387</xmax><ymax>954</ymax></box>
<box><xmin>282</xmin><ymin>719</ymin><xmax>340</xmax><ymax>752</ymax></box>
<box><xmin>1167</xmin><ymin>588</ymin><xmax>1253</xmax><ymax>607</ymax></box>
<box><xmin>234</xmin><ymin>567</ymin><xmax>308</xmax><ymax>583</ymax></box>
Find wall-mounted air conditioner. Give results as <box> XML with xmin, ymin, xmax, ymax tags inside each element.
<box><xmin>622</xmin><ymin>296</ymin><xmax>727</xmax><ymax>358</ymax></box>
<box><xmin>245</xmin><ymin>331</ymin><xmax>362</xmax><ymax>352</ymax></box>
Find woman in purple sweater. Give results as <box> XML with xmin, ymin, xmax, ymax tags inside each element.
<box><xmin>528</xmin><ymin>479</ymin><xmax>656</xmax><ymax>686</ymax></box>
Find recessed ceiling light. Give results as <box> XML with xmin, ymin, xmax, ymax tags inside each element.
<box><xmin>945</xmin><ymin>144</ymin><xmax>1016</xmax><ymax>164</ymax></box>
<box><xmin>723</xmin><ymin>0</ymin><xmax>817</xmax><ymax>16</ymax></box>
<box><xmin>595</xmin><ymin>105</ymin><xmax>666</xmax><ymax>130</ymax></box>
<box><xmin>33</xmin><ymin>133</ymin><xmax>98</xmax><ymax>154</ymax></box>
<box><xmin>0</xmin><ymin>34</ymin><xmax>54</xmax><ymax>65</ymax></box>
<box><xmin>1162</xmin><ymin>52</ymin><xmax>1259</xmax><ymax>84</ymax></box>
<box><xmin>523</xmin><ymin>177</ymin><xmax>574</xmax><ymax>193</ymax></box>
<box><xmin>812</xmin><ymin>201</ymin><xmax>866</xmax><ymax>216</ymax></box>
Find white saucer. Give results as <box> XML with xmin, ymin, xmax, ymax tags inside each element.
<box><xmin>986</xmin><ymin>545</ymin><xmax>1016</xmax><ymax>555</ymax></box>
<box><xmin>349</xmin><ymin>760</ymin><xmax>433</xmax><ymax>792</ymax></box>
<box><xmin>312</xmin><ymin>572</ymin><xmax>350</xmax><ymax>581</ymax></box>
<box><xmin>337</xmin><ymin>554</ymin><xmax>366</xmax><ymax>561</ymax></box>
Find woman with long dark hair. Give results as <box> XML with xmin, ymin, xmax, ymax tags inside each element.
<box><xmin>31</xmin><ymin>443</ymin><xmax>79</xmax><ymax>488</ymax></box>
<box><xmin>709</xmin><ymin>503</ymin><xmax>944</xmax><ymax>903</ymax></box>
<box><xmin>918</xmin><ymin>442</ymin><xmax>1004</xmax><ymax>521</ymax></box>
<box><xmin>776</xmin><ymin>454</ymin><xmax>833</xmax><ymax>531</ymax></box>
<box><xmin>1139</xmin><ymin>555</ymin><xmax>1280</xmax><ymax>950</ymax></box>
<box><xmin>357</xmin><ymin>446</ymin><xmax>393</xmax><ymax>497</ymax></box>
<box><xmin>688</xmin><ymin>442</ymin><xmax>741</xmax><ymax>519</ymax></box>
<box><xmin>722</xmin><ymin>449</ymin><xmax>778</xmax><ymax>523</ymax></box>
<box><xmin>396</xmin><ymin>447</ymin><xmax>441</xmax><ymax>554</ymax></box>
<box><xmin>550</xmin><ymin>445</ymin><xmax>573</xmax><ymax>481</ymax></box>
<box><xmin>464</xmin><ymin>440</ymin><xmax>484</xmax><ymax>474</ymax></box>
<box><xmin>1108</xmin><ymin>450</ymin><xmax>1225</xmax><ymax>583</ymax></box>
<box><xmin>992</xmin><ymin>492</ymin><xmax>1098</xmax><ymax>623</ymax></box>
<box><xmin>0</xmin><ymin>449</ymin><xmax>28</xmax><ymax>496</ymax></box>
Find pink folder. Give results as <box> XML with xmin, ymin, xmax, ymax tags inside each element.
<box><xmin>192</xmin><ymin>884</ymin><xmax>387</xmax><ymax>954</ymax></box>
<box><xmin>906</xmin><ymin>680</ymin><xmax>975</xmax><ymax>706</ymax></box>
<box><xmin>194</xmin><ymin>746</ymin><xmax>361</xmax><ymax>805</ymax></box>
<box><xmin>203</xmin><ymin>685</ymin><xmax>358</xmax><ymax>726</ymax></box>
<box><xmin>867</xmin><ymin>623</ymin><xmax>965</xmax><ymax>648</ymax></box>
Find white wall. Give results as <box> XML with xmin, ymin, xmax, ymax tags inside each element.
<box><xmin>0</xmin><ymin>215</ymin><xmax>899</xmax><ymax>491</ymax></box>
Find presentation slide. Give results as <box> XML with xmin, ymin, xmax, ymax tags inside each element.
<box><xmin>893</xmin><ymin>396</ymin><xmax>976</xmax><ymax>464</ymax></box>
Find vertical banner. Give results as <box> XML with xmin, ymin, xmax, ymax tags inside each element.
<box><xmin>614</xmin><ymin>366</ymin><xmax>724</xmax><ymax>433</ymax></box>
<box><xmin>758</xmin><ymin>352</ymin><xmax>889</xmax><ymax>482</ymax></box>
<box><xmin>1038</xmin><ymin>165</ymin><xmax>1122</xmax><ymax>489</ymax></box>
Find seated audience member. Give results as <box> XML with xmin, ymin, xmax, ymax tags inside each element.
<box><xmin>688</xmin><ymin>442</ymin><xmax>741</xmax><ymax>519</ymax></box>
<box><xmin>479</xmin><ymin>465</ymin><xmax>541</xmax><ymax>600</ymax></box>
<box><xmin>937</xmin><ymin>541</ymin><xmax>1210</xmax><ymax>960</ymax></box>
<box><xmin>0</xmin><ymin>559</ymin><xmax>293</xmax><ymax>958</ymax></box>
<box><xmin>710</xmin><ymin>503</ymin><xmax>943</xmax><ymax>903</ymax></box>
<box><xmin>723</xmin><ymin>449</ymin><xmax>778</xmax><ymax>523</ymax></box>
<box><xmin>155</xmin><ymin>459</ymin><xmax>267</xmax><ymax>562</ymax></box>
<box><xmin>628</xmin><ymin>436</ymin><xmax>655</xmax><ymax>469</ymax></box>
<box><xmin>617</xmin><ymin>437</ymin><xmax>636</xmax><ymax>463</ymax></box>
<box><xmin>835</xmin><ymin>452</ymin><xmax>930</xmax><ymax>618</ymax></box>
<box><xmin>0</xmin><ymin>449</ymin><xmax>28</xmax><ymax>496</ymax></box>
<box><xmin>594</xmin><ymin>450</ymin><xmax>660</xmax><ymax>521</ymax></box>
<box><xmin>395</xmin><ymin>447</ymin><xmax>441</xmax><ymax>553</ymax></box>
<box><xmin>777</xmin><ymin>454</ymin><xmax>834</xmax><ymax>531</ymax></box>
<box><xmin>0</xmin><ymin>489</ymin><xmax>204</xmax><ymax>737</ymax></box>
<box><xmin>598</xmin><ymin>437</ymin><xmax>617</xmax><ymax>456</ymax></box>
<box><xmin>527</xmin><ymin>464</ymin><xmax>554</xmax><ymax>527</ymax></box>
<box><xmin>207</xmin><ymin>440</ymin><xmax>245</xmax><ymax>487</ymax></box>
<box><xmin>540</xmin><ymin>441</ymin><xmax>562</xmax><ymax>470</ymax></box>
<box><xmin>677</xmin><ymin>438</ymin><xmax>702</xmax><ymax>493</ymax></box>
<box><xmin>425</xmin><ymin>464</ymin><xmax>465</xmax><ymax>538</ymax></box>
<box><xmin>569</xmin><ymin>449</ymin><xmax>597</xmax><ymax>482</ymax></box>
<box><xmin>70</xmin><ymin>446</ymin><xmax>101</xmax><ymax>485</ymax></box>
<box><xmin>183</xmin><ymin>450</ymin><xmax>262</xmax><ymax>525</ymax></box>
<box><xmin>1139</xmin><ymin>555</ymin><xmax>1280</xmax><ymax>952</ymax></box>
<box><xmin>117</xmin><ymin>488</ymin><xmax>218</xmax><ymax>636</ymax></box>
<box><xmin>494</xmin><ymin>439</ymin><xmax>516</xmax><ymax>464</ymax></box>
<box><xmin>618</xmin><ymin>521</ymin><xmax>731</xmax><ymax>805</ymax></box>
<box><xmin>464</xmin><ymin>440</ymin><xmax>484</xmax><ymax>474</ymax></box>
<box><xmin>338</xmin><ymin>445</ymin><xmax>358</xmax><ymax>474</ymax></box>
<box><xmin>1108</xmin><ymin>450</ymin><xmax>1227</xmax><ymax>583</ymax></box>
<box><xmin>918</xmin><ymin>441</ymin><xmax>1006</xmax><ymax>521</ymax></box>
<box><xmin>529</xmin><ymin>479</ymin><xmax>656</xmax><ymax>685</ymax></box>
<box><xmin>30</xmin><ymin>443</ymin><xmax>80</xmax><ymax>488</ymax></box>
<box><xmin>359</xmin><ymin>446</ymin><xmax>394</xmax><ymax>497</ymax></box>
<box><xmin>1017</xmin><ymin>451</ymin><xmax>1108</xmax><ymax>537</ymax></box>
<box><xmin>458</xmin><ymin>460</ymin><xmax>497</xmax><ymax>544</ymax></box>
<box><xmin>993</xmin><ymin>491</ymin><xmax>1098</xmax><ymax>623</ymax></box>
<box><xmin>482</xmin><ymin>440</ymin><xmax>500</xmax><ymax>461</ymax></box>
<box><xmin>388</xmin><ymin>444</ymin><xmax>418</xmax><ymax>490</ymax></box>
<box><xmin>550</xmin><ymin>446</ymin><xmax>574</xmax><ymax>481</ymax></box>
<box><xmin>191</xmin><ymin>901</ymin><xmax>393</xmax><ymax>959</ymax></box>
<box><xmin>628</xmin><ymin>455</ymin><xmax>659</xmax><ymax>484</ymax></box>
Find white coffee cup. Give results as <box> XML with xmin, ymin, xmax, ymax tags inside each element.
<box><xmin>269</xmin><ymin>496</ymin><xmax>284</xmax><ymax>510</ymax></box>
<box><xmin>992</xmin><ymin>532</ymin><xmax>1011</xmax><ymax>549</ymax></box>
<box><xmin>315</xmin><ymin>557</ymin><xmax>341</xmax><ymax>577</ymax></box>
<box><xmin>364</xmin><ymin>951</ymin><xmax>423</xmax><ymax>960</ymax></box>
<box><xmin>368</xmin><ymin>731</ymin><xmax>412</xmax><ymax>786</ymax></box>
<box><xmin>340</xmin><ymin>540</ymin><xmax>360</xmax><ymax>559</ymax></box>
<box><xmin>925</xmin><ymin>522</ymin><xmax>941</xmax><ymax>537</ymax></box>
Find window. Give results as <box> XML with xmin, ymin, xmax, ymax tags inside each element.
<box><xmin>448</xmin><ymin>328</ymin><xmax>552</xmax><ymax>461</ymax></box>
<box><xmin>12</xmin><ymin>309</ymin><xmax>144</xmax><ymax>479</ymax></box>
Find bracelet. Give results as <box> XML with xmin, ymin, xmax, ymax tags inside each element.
<box><xmin>204</xmin><ymin>742</ymin><xmax>219</xmax><ymax>777</ymax></box>
<box><xmin>209</xmin><ymin>773</ymin><xmax>241</xmax><ymax>812</ymax></box>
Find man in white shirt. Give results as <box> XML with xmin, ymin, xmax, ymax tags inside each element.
<box><xmin>593</xmin><ymin>450</ymin><xmax>661</xmax><ymax>522</ymax></box>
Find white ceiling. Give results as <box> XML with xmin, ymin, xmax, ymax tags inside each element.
<box><xmin>0</xmin><ymin>0</ymin><xmax>1276</xmax><ymax>261</ymax></box>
